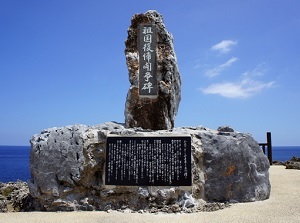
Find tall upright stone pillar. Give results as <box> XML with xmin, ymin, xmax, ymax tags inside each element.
<box><xmin>124</xmin><ymin>10</ymin><xmax>181</xmax><ymax>130</ymax></box>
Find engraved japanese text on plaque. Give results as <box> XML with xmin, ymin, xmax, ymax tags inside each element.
<box><xmin>105</xmin><ymin>136</ymin><xmax>191</xmax><ymax>186</ymax></box>
<box><xmin>138</xmin><ymin>24</ymin><xmax>158</xmax><ymax>97</ymax></box>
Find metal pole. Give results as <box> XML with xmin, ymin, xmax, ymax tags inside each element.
<box><xmin>267</xmin><ymin>132</ymin><xmax>272</xmax><ymax>165</ymax></box>
<box><xmin>262</xmin><ymin>144</ymin><xmax>266</xmax><ymax>154</ymax></box>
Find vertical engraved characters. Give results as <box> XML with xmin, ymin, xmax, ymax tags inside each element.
<box><xmin>138</xmin><ymin>24</ymin><xmax>157</xmax><ymax>97</ymax></box>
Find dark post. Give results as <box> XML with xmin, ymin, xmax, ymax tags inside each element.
<box><xmin>267</xmin><ymin>132</ymin><xmax>272</xmax><ymax>165</ymax></box>
<box><xmin>262</xmin><ymin>144</ymin><xmax>266</xmax><ymax>154</ymax></box>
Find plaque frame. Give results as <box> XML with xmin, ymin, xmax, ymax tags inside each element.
<box><xmin>105</xmin><ymin>135</ymin><xmax>192</xmax><ymax>186</ymax></box>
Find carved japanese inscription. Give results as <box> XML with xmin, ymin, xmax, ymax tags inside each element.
<box><xmin>138</xmin><ymin>24</ymin><xmax>158</xmax><ymax>97</ymax></box>
<box><xmin>105</xmin><ymin>136</ymin><xmax>191</xmax><ymax>186</ymax></box>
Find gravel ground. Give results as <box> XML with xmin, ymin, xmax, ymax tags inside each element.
<box><xmin>0</xmin><ymin>166</ymin><xmax>299</xmax><ymax>223</ymax></box>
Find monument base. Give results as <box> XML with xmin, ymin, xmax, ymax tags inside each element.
<box><xmin>28</xmin><ymin>122</ymin><xmax>270</xmax><ymax>212</ymax></box>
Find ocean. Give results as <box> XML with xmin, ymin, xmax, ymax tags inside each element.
<box><xmin>0</xmin><ymin>145</ymin><xmax>300</xmax><ymax>183</ymax></box>
<box><xmin>0</xmin><ymin>146</ymin><xmax>31</xmax><ymax>183</ymax></box>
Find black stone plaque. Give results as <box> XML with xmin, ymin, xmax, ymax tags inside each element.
<box><xmin>105</xmin><ymin>136</ymin><xmax>191</xmax><ymax>186</ymax></box>
<box><xmin>138</xmin><ymin>24</ymin><xmax>158</xmax><ymax>97</ymax></box>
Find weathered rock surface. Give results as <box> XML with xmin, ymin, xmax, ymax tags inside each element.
<box><xmin>124</xmin><ymin>10</ymin><xmax>181</xmax><ymax>130</ymax></box>
<box><xmin>272</xmin><ymin>157</ymin><xmax>300</xmax><ymax>170</ymax></box>
<box><xmin>272</xmin><ymin>160</ymin><xmax>286</xmax><ymax>165</ymax></box>
<box><xmin>201</xmin><ymin>131</ymin><xmax>270</xmax><ymax>202</ymax></box>
<box><xmin>285</xmin><ymin>157</ymin><xmax>300</xmax><ymax>170</ymax></box>
<box><xmin>0</xmin><ymin>181</ymin><xmax>32</xmax><ymax>212</ymax></box>
<box><xmin>28</xmin><ymin>122</ymin><xmax>270</xmax><ymax>212</ymax></box>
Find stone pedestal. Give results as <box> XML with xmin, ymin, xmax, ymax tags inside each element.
<box><xmin>28</xmin><ymin>122</ymin><xmax>270</xmax><ymax>212</ymax></box>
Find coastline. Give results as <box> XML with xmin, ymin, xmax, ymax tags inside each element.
<box><xmin>1</xmin><ymin>166</ymin><xmax>299</xmax><ymax>223</ymax></box>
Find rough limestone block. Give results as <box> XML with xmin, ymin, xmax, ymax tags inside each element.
<box><xmin>199</xmin><ymin>131</ymin><xmax>271</xmax><ymax>202</ymax></box>
<box><xmin>285</xmin><ymin>157</ymin><xmax>300</xmax><ymax>170</ymax></box>
<box><xmin>29</xmin><ymin>122</ymin><xmax>270</xmax><ymax>212</ymax></box>
<box><xmin>124</xmin><ymin>10</ymin><xmax>181</xmax><ymax>130</ymax></box>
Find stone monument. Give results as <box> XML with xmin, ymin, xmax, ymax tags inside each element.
<box><xmin>124</xmin><ymin>10</ymin><xmax>181</xmax><ymax>130</ymax></box>
<box><xmin>27</xmin><ymin>10</ymin><xmax>271</xmax><ymax>213</ymax></box>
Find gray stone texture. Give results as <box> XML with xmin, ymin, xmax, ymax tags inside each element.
<box><xmin>285</xmin><ymin>157</ymin><xmax>300</xmax><ymax>170</ymax></box>
<box><xmin>124</xmin><ymin>10</ymin><xmax>181</xmax><ymax>130</ymax></box>
<box><xmin>29</xmin><ymin>122</ymin><xmax>270</xmax><ymax>212</ymax></box>
<box><xmin>0</xmin><ymin>181</ymin><xmax>32</xmax><ymax>212</ymax></box>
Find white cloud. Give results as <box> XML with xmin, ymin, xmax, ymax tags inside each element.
<box><xmin>202</xmin><ymin>82</ymin><xmax>249</xmax><ymax>98</ymax></box>
<box><xmin>242</xmin><ymin>63</ymin><xmax>269</xmax><ymax>78</ymax></box>
<box><xmin>201</xmin><ymin>80</ymin><xmax>275</xmax><ymax>98</ymax></box>
<box><xmin>201</xmin><ymin>67</ymin><xmax>275</xmax><ymax>98</ymax></box>
<box><xmin>211</xmin><ymin>40</ymin><xmax>237</xmax><ymax>54</ymax></box>
<box><xmin>205</xmin><ymin>57</ymin><xmax>238</xmax><ymax>77</ymax></box>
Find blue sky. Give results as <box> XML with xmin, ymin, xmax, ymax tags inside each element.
<box><xmin>0</xmin><ymin>0</ymin><xmax>299</xmax><ymax>146</ymax></box>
